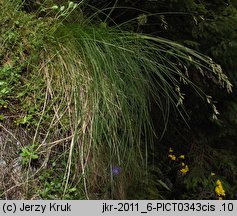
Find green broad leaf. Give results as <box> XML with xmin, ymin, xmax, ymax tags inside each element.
<box><xmin>31</xmin><ymin>154</ymin><xmax>39</xmax><ymax>159</ymax></box>
<box><xmin>1</xmin><ymin>88</ymin><xmax>10</xmax><ymax>94</ymax></box>
<box><xmin>68</xmin><ymin>188</ymin><xmax>77</xmax><ymax>193</ymax></box>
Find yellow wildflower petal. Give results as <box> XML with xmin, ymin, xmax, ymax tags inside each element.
<box><xmin>179</xmin><ymin>155</ymin><xmax>185</xmax><ymax>159</ymax></box>
<box><xmin>168</xmin><ymin>154</ymin><xmax>176</xmax><ymax>160</ymax></box>
<box><xmin>180</xmin><ymin>165</ymin><xmax>189</xmax><ymax>175</ymax></box>
<box><xmin>211</xmin><ymin>172</ymin><xmax>215</xmax><ymax>176</ymax></box>
<box><xmin>215</xmin><ymin>180</ymin><xmax>225</xmax><ymax>197</ymax></box>
<box><xmin>215</xmin><ymin>187</ymin><xmax>221</xmax><ymax>196</ymax></box>
<box><xmin>219</xmin><ymin>188</ymin><xmax>225</xmax><ymax>196</ymax></box>
<box><xmin>216</xmin><ymin>179</ymin><xmax>222</xmax><ymax>186</ymax></box>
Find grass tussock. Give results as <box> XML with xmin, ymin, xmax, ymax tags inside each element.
<box><xmin>0</xmin><ymin>0</ymin><xmax>232</xmax><ymax>199</ymax></box>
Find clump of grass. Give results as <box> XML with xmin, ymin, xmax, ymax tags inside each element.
<box><xmin>42</xmin><ymin>10</ymin><xmax>231</xmax><ymax>198</ymax></box>
<box><xmin>0</xmin><ymin>0</ymin><xmax>232</xmax><ymax>199</ymax></box>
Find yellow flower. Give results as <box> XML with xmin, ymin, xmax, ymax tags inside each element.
<box><xmin>180</xmin><ymin>165</ymin><xmax>189</xmax><ymax>175</ymax></box>
<box><xmin>181</xmin><ymin>162</ymin><xmax>185</xmax><ymax>166</ymax></box>
<box><xmin>211</xmin><ymin>172</ymin><xmax>215</xmax><ymax>176</ymax></box>
<box><xmin>215</xmin><ymin>187</ymin><xmax>221</xmax><ymax>196</ymax></box>
<box><xmin>169</xmin><ymin>147</ymin><xmax>174</xmax><ymax>153</ymax></box>
<box><xmin>168</xmin><ymin>154</ymin><xmax>176</xmax><ymax>161</ymax></box>
<box><xmin>215</xmin><ymin>187</ymin><xmax>225</xmax><ymax>197</ymax></box>
<box><xmin>179</xmin><ymin>155</ymin><xmax>185</xmax><ymax>159</ymax></box>
<box><xmin>215</xmin><ymin>179</ymin><xmax>225</xmax><ymax>197</ymax></box>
